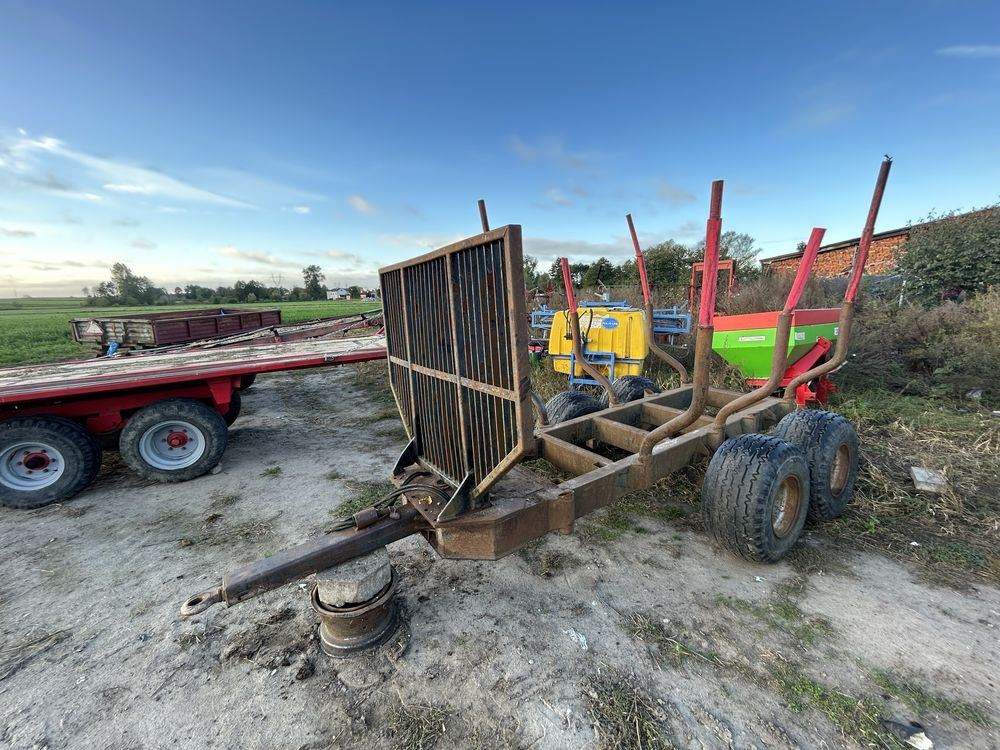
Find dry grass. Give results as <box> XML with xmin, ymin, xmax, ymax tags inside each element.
<box><xmin>385</xmin><ymin>699</ymin><xmax>452</xmax><ymax>750</ymax></box>
<box><xmin>352</xmin><ymin>360</ymin><xmax>394</xmax><ymax>405</ymax></box>
<box><xmin>584</xmin><ymin>668</ymin><xmax>674</xmax><ymax>750</ymax></box>
<box><xmin>829</xmin><ymin>392</ymin><xmax>1000</xmax><ymax>585</ymax></box>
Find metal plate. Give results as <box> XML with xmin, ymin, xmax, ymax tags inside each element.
<box><xmin>380</xmin><ymin>226</ymin><xmax>533</xmax><ymax>509</ymax></box>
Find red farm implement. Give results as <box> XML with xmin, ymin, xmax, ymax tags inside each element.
<box><xmin>180</xmin><ymin>159</ymin><xmax>892</xmax><ymax>657</ymax></box>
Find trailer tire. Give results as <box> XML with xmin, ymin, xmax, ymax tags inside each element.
<box><xmin>222</xmin><ymin>390</ymin><xmax>242</xmax><ymax>427</ymax></box>
<box><xmin>120</xmin><ymin>399</ymin><xmax>228</xmax><ymax>482</ymax></box>
<box><xmin>238</xmin><ymin>374</ymin><xmax>257</xmax><ymax>391</ymax></box>
<box><xmin>702</xmin><ymin>433</ymin><xmax>810</xmax><ymax>563</ymax></box>
<box><xmin>0</xmin><ymin>416</ymin><xmax>102</xmax><ymax>509</ymax></box>
<box><xmin>545</xmin><ymin>390</ymin><xmax>603</xmax><ymax>425</ymax></box>
<box><xmin>600</xmin><ymin>375</ymin><xmax>661</xmax><ymax>407</ymax></box>
<box><xmin>772</xmin><ymin>409</ymin><xmax>858</xmax><ymax>521</ymax></box>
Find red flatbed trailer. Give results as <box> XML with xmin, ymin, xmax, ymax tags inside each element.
<box><xmin>0</xmin><ymin>335</ymin><xmax>386</xmax><ymax>509</ymax></box>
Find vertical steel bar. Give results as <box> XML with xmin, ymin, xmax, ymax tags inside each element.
<box><xmin>559</xmin><ymin>258</ymin><xmax>617</xmax><ymax>403</ymax></box>
<box><xmin>627</xmin><ymin>213</ymin><xmax>690</xmax><ymax>384</ymax></box>
<box><xmin>636</xmin><ymin>180</ymin><xmax>724</xmax><ymax>475</ymax></box>
<box><xmin>478</xmin><ymin>199</ymin><xmax>490</xmax><ymax>233</ymax></box>
<box><xmin>783</xmin><ymin>156</ymin><xmax>892</xmax><ymax>400</ymax></box>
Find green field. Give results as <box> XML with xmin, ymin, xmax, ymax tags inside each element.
<box><xmin>0</xmin><ymin>298</ymin><xmax>379</xmax><ymax>368</ymax></box>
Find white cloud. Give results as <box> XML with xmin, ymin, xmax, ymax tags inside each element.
<box><xmin>510</xmin><ymin>136</ymin><xmax>595</xmax><ymax>171</ymax></box>
<box><xmin>381</xmin><ymin>232</ymin><xmax>464</xmax><ymax>251</ymax></box>
<box><xmin>320</xmin><ymin>249</ymin><xmax>369</xmax><ymax>266</ymax></box>
<box><xmin>0</xmin><ymin>226</ymin><xmax>36</xmax><ymax>238</ymax></box>
<box><xmin>348</xmin><ymin>194</ymin><xmax>378</xmax><ymax>215</ymax></box>
<box><xmin>524</xmin><ymin>235</ymin><xmax>632</xmax><ymax>261</ymax></box>
<box><xmin>217</xmin><ymin>246</ymin><xmax>294</xmax><ymax>267</ymax></box>
<box><xmin>654</xmin><ymin>180</ymin><xmax>695</xmax><ymax>205</ymax></box>
<box><xmin>937</xmin><ymin>45</ymin><xmax>1000</xmax><ymax>59</ymax></box>
<box><xmin>1</xmin><ymin>134</ymin><xmax>253</xmax><ymax>208</ymax></box>
<box><xmin>104</xmin><ymin>183</ymin><xmax>152</xmax><ymax>194</ymax></box>
<box><xmin>130</xmin><ymin>238</ymin><xmax>157</xmax><ymax>250</ymax></box>
<box><xmin>544</xmin><ymin>187</ymin><xmax>573</xmax><ymax>207</ymax></box>
<box><xmin>791</xmin><ymin>102</ymin><xmax>854</xmax><ymax>130</ymax></box>
<box><xmin>290</xmin><ymin>205</ymin><xmax>310</xmax><ymax>215</ymax></box>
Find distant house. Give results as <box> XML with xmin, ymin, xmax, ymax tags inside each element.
<box><xmin>759</xmin><ymin>208</ymin><xmax>989</xmax><ymax>278</ymax></box>
<box><xmin>327</xmin><ymin>288</ymin><xmax>350</xmax><ymax>300</ymax></box>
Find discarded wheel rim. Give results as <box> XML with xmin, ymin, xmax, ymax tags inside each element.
<box><xmin>311</xmin><ymin>568</ymin><xmax>399</xmax><ymax>657</ymax></box>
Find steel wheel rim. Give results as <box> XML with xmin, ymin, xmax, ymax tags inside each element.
<box><xmin>771</xmin><ymin>475</ymin><xmax>802</xmax><ymax>538</ymax></box>
<box><xmin>830</xmin><ymin>444</ymin><xmax>851</xmax><ymax>496</ymax></box>
<box><xmin>0</xmin><ymin>441</ymin><xmax>65</xmax><ymax>490</ymax></box>
<box><xmin>137</xmin><ymin>420</ymin><xmax>206</xmax><ymax>470</ymax></box>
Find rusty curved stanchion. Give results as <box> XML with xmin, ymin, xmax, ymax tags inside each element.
<box><xmin>635</xmin><ymin>180</ymin><xmax>724</xmax><ymax>478</ymax></box>
<box><xmin>783</xmin><ymin>156</ymin><xmax>892</xmax><ymax>402</ymax></box>
<box><xmin>626</xmin><ymin>213</ymin><xmax>690</xmax><ymax>385</ymax></box>
<box><xmin>559</xmin><ymin>257</ymin><xmax>617</xmax><ymax>405</ymax></box>
<box><xmin>709</xmin><ymin>227</ymin><xmax>825</xmax><ymax>445</ymax></box>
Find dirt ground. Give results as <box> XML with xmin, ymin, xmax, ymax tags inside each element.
<box><xmin>1</xmin><ymin>367</ymin><xmax>997</xmax><ymax>750</ymax></box>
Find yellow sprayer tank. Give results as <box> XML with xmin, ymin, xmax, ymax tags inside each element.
<box><xmin>548</xmin><ymin>306</ymin><xmax>648</xmax><ymax>379</ymax></box>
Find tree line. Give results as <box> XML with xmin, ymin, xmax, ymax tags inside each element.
<box><xmin>83</xmin><ymin>263</ymin><xmax>367</xmax><ymax>306</ymax></box>
<box><xmin>522</xmin><ymin>231</ymin><xmax>763</xmax><ymax>291</ymax></box>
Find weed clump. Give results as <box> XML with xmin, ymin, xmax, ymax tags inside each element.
<box><xmin>384</xmin><ymin>700</ymin><xmax>451</xmax><ymax>750</ymax></box>
<box><xmin>584</xmin><ymin>669</ymin><xmax>674</xmax><ymax>750</ymax></box>
<box><xmin>873</xmin><ymin>671</ymin><xmax>993</xmax><ymax>727</ymax></box>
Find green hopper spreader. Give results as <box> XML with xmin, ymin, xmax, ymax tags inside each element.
<box><xmin>713</xmin><ymin>303</ymin><xmax>840</xmax><ymax>405</ymax></box>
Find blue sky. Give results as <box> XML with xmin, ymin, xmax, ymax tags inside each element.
<box><xmin>1</xmin><ymin>1</ymin><xmax>999</xmax><ymax>296</ymax></box>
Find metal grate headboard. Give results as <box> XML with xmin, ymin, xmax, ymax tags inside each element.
<box><xmin>379</xmin><ymin>225</ymin><xmax>534</xmax><ymax>513</ymax></box>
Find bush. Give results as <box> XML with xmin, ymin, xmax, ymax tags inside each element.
<box><xmin>838</xmin><ymin>287</ymin><xmax>1000</xmax><ymax>403</ymax></box>
<box><xmin>897</xmin><ymin>205</ymin><xmax>1000</xmax><ymax>304</ymax></box>
<box><xmin>718</xmin><ymin>273</ymin><xmax>845</xmax><ymax>316</ymax></box>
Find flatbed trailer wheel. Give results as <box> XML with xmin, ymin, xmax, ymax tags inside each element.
<box><xmin>238</xmin><ymin>374</ymin><xmax>257</xmax><ymax>391</ymax></box>
<box><xmin>0</xmin><ymin>416</ymin><xmax>102</xmax><ymax>509</ymax></box>
<box><xmin>702</xmin><ymin>433</ymin><xmax>810</xmax><ymax>563</ymax></box>
<box><xmin>772</xmin><ymin>409</ymin><xmax>859</xmax><ymax>521</ymax></box>
<box><xmin>120</xmin><ymin>399</ymin><xmax>228</xmax><ymax>482</ymax></box>
<box><xmin>600</xmin><ymin>375</ymin><xmax>661</xmax><ymax>407</ymax></box>
<box><xmin>545</xmin><ymin>390</ymin><xmax>603</xmax><ymax>425</ymax></box>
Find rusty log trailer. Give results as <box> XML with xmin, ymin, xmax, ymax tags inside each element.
<box><xmin>181</xmin><ymin>159</ymin><xmax>891</xmax><ymax>625</ymax></box>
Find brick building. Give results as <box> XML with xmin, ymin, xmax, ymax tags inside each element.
<box><xmin>760</xmin><ymin>208</ymin><xmax>992</xmax><ymax>277</ymax></box>
<box><xmin>760</xmin><ymin>227</ymin><xmax>909</xmax><ymax>277</ymax></box>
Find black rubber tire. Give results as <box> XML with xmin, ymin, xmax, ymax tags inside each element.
<box><xmin>772</xmin><ymin>409</ymin><xmax>859</xmax><ymax>521</ymax></box>
<box><xmin>545</xmin><ymin>390</ymin><xmax>603</xmax><ymax>425</ymax></box>
<box><xmin>238</xmin><ymin>374</ymin><xmax>257</xmax><ymax>391</ymax></box>
<box><xmin>222</xmin><ymin>390</ymin><xmax>242</xmax><ymax>427</ymax></box>
<box><xmin>702</xmin><ymin>433</ymin><xmax>811</xmax><ymax>563</ymax></box>
<box><xmin>120</xmin><ymin>399</ymin><xmax>228</xmax><ymax>482</ymax></box>
<box><xmin>0</xmin><ymin>416</ymin><xmax>102</xmax><ymax>509</ymax></box>
<box><xmin>600</xmin><ymin>375</ymin><xmax>661</xmax><ymax>407</ymax></box>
